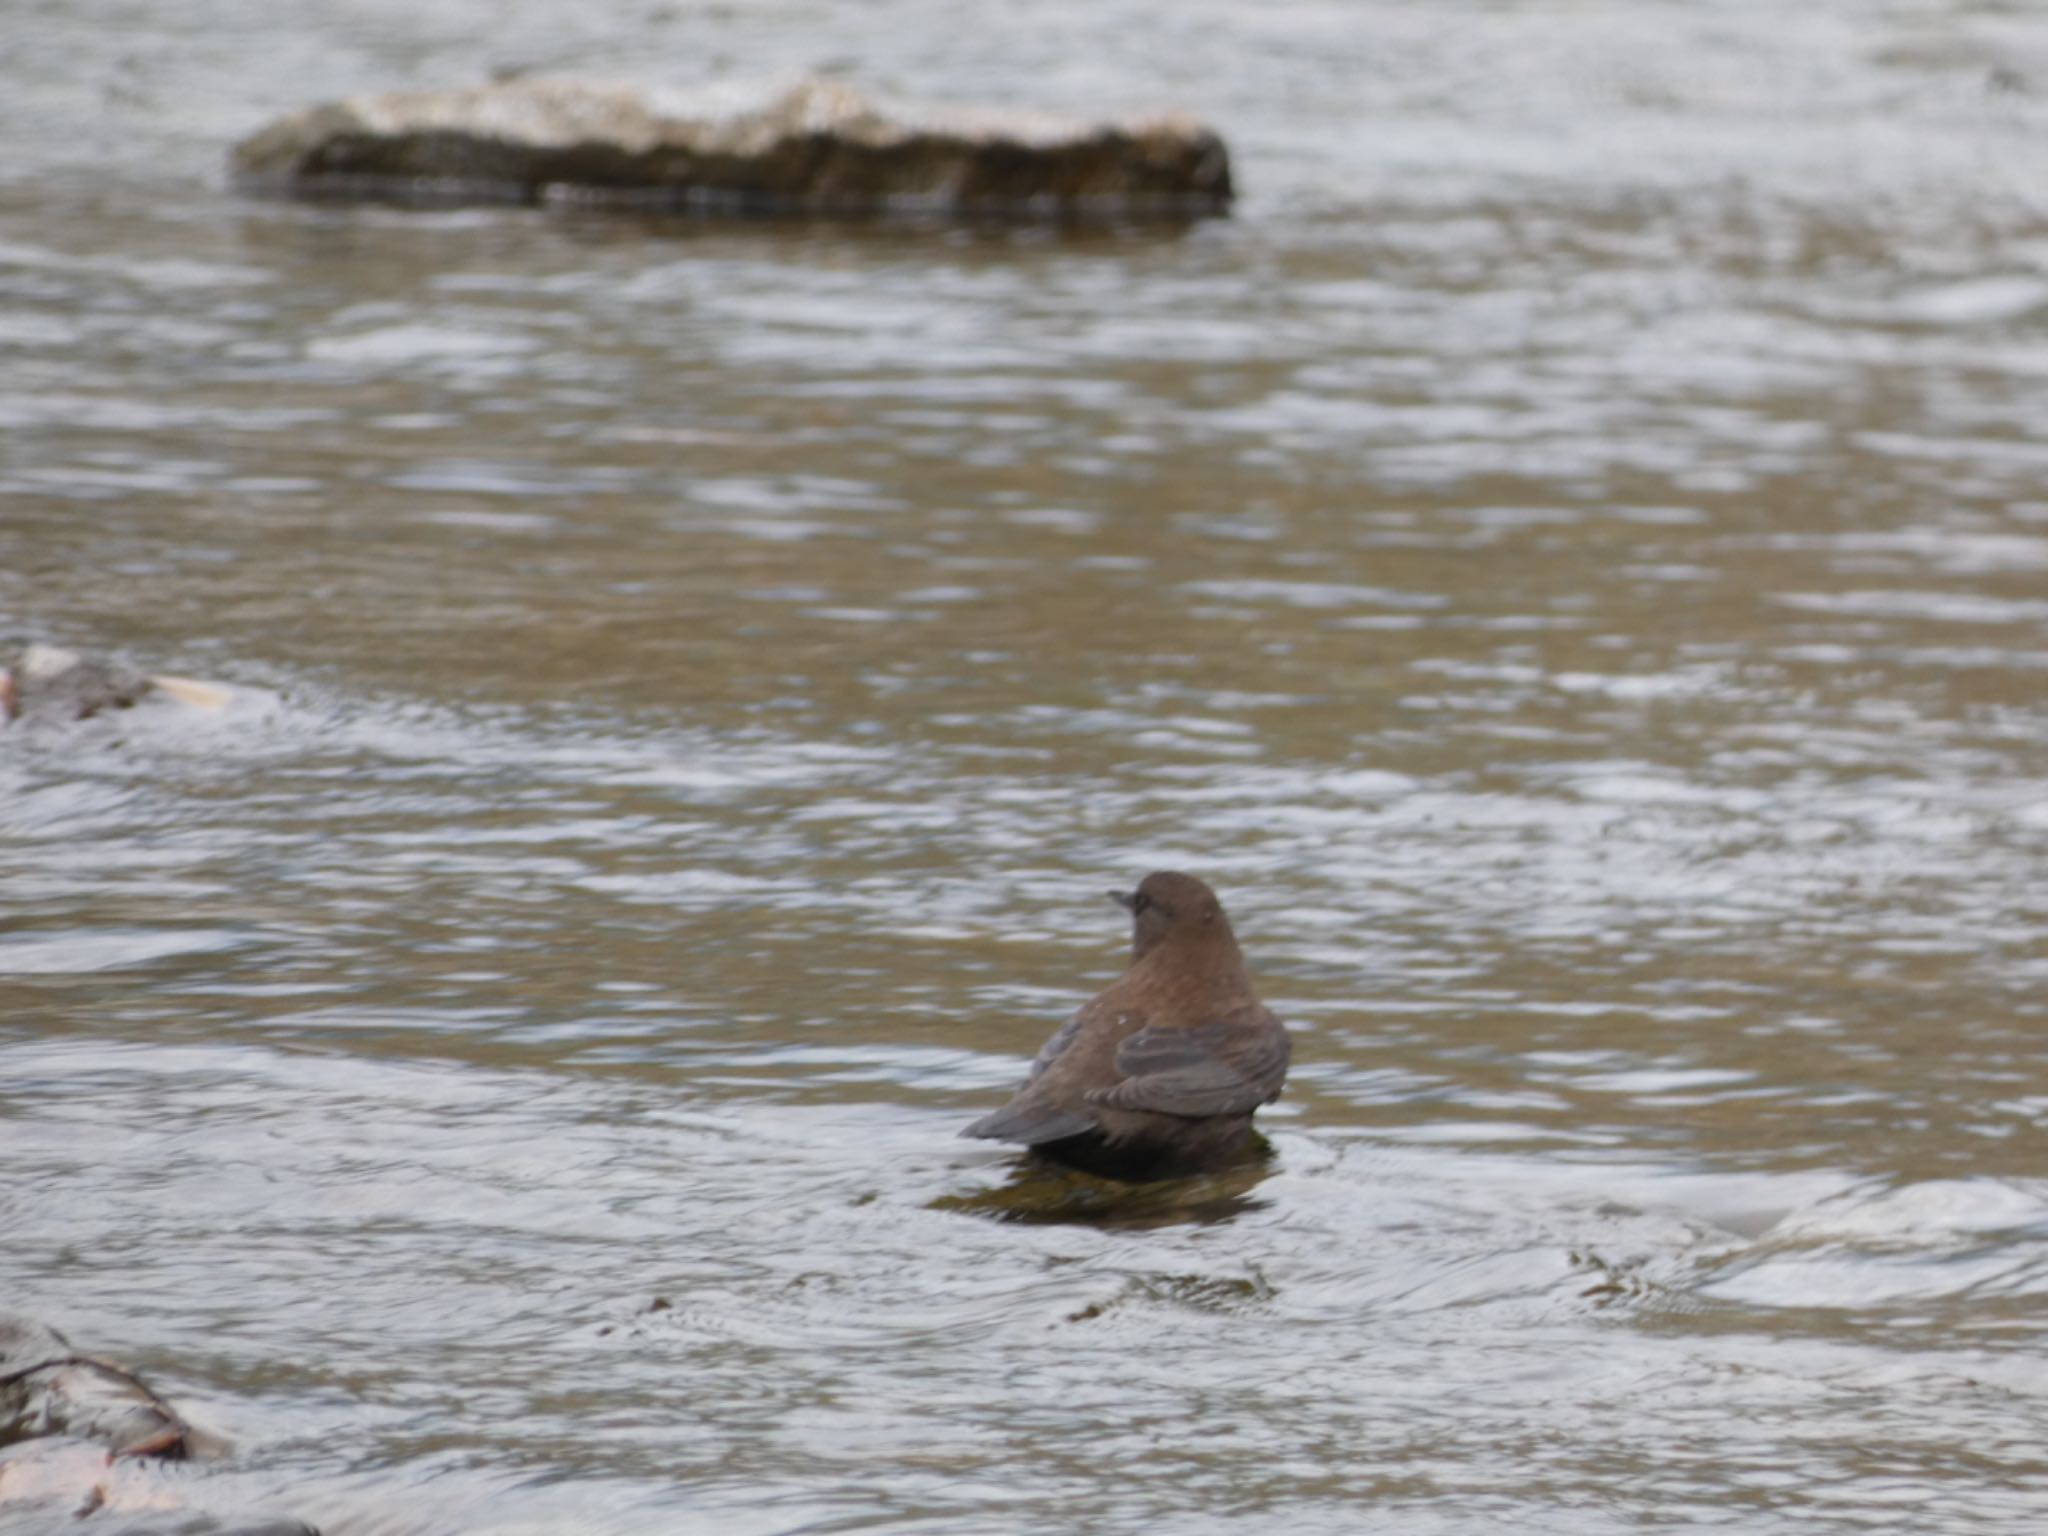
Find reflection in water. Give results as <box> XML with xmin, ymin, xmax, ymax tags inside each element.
<box><xmin>5</xmin><ymin>0</ymin><xmax>2048</xmax><ymax>1530</ymax></box>
<box><xmin>936</xmin><ymin>1137</ymin><xmax>1277</xmax><ymax>1229</ymax></box>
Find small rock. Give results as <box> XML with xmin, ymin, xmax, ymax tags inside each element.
<box><xmin>0</xmin><ymin>644</ymin><xmax>231</xmax><ymax>726</ymax></box>
<box><xmin>0</xmin><ymin>1318</ymin><xmax>318</xmax><ymax>1532</ymax></box>
<box><xmin>2</xmin><ymin>644</ymin><xmax>153</xmax><ymax>724</ymax></box>
<box><xmin>230</xmin><ymin>76</ymin><xmax>1233</xmax><ymax>220</ymax></box>
<box><xmin>0</xmin><ymin>1315</ymin><xmax>200</xmax><ymax>1458</ymax></box>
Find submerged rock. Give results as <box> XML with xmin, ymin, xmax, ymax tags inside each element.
<box><xmin>229</xmin><ymin>76</ymin><xmax>1233</xmax><ymax>220</ymax></box>
<box><xmin>0</xmin><ymin>1315</ymin><xmax>202</xmax><ymax>1458</ymax></box>
<box><xmin>0</xmin><ymin>1441</ymin><xmax>175</xmax><ymax>1521</ymax></box>
<box><xmin>935</xmin><ymin>1136</ymin><xmax>1275</xmax><ymax>1229</ymax></box>
<box><xmin>0</xmin><ymin>644</ymin><xmax>230</xmax><ymax>726</ymax></box>
<box><xmin>0</xmin><ymin>1317</ymin><xmax>316</xmax><ymax>1532</ymax></box>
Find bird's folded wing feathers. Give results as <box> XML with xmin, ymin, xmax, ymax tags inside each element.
<box><xmin>1083</xmin><ymin>1011</ymin><xmax>1290</xmax><ymax>1119</ymax></box>
<box><xmin>960</xmin><ymin>1098</ymin><xmax>1097</xmax><ymax>1144</ymax></box>
<box><xmin>1027</xmin><ymin>1010</ymin><xmax>1091</xmax><ymax>1079</ymax></box>
<box><xmin>963</xmin><ymin>1001</ymin><xmax>1142</xmax><ymax>1145</ymax></box>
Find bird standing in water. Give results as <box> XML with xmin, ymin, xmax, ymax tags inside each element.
<box><xmin>962</xmin><ymin>872</ymin><xmax>1290</xmax><ymax>1180</ymax></box>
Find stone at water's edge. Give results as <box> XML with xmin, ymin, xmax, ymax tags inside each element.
<box><xmin>0</xmin><ymin>1315</ymin><xmax>201</xmax><ymax>1458</ymax></box>
<box><xmin>229</xmin><ymin>76</ymin><xmax>1233</xmax><ymax>220</ymax></box>
<box><xmin>0</xmin><ymin>1317</ymin><xmax>318</xmax><ymax>1532</ymax></box>
<box><xmin>0</xmin><ymin>643</ymin><xmax>232</xmax><ymax>725</ymax></box>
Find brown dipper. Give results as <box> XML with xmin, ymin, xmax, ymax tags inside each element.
<box><xmin>962</xmin><ymin>871</ymin><xmax>1291</xmax><ymax>1180</ymax></box>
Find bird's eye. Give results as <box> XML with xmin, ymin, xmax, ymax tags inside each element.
<box><xmin>1130</xmin><ymin>892</ymin><xmax>1151</xmax><ymax>914</ymax></box>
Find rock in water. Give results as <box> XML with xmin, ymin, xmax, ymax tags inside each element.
<box><xmin>0</xmin><ymin>1318</ymin><xmax>319</xmax><ymax>1531</ymax></box>
<box><xmin>1</xmin><ymin>644</ymin><xmax>154</xmax><ymax>724</ymax></box>
<box><xmin>229</xmin><ymin>76</ymin><xmax>1233</xmax><ymax>220</ymax></box>
<box><xmin>0</xmin><ymin>1315</ymin><xmax>198</xmax><ymax>1457</ymax></box>
<box><xmin>0</xmin><ymin>644</ymin><xmax>232</xmax><ymax>725</ymax></box>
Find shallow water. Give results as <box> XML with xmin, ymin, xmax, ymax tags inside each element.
<box><xmin>4</xmin><ymin>1</ymin><xmax>2048</xmax><ymax>1531</ymax></box>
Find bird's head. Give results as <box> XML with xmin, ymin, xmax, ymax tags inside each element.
<box><xmin>1110</xmin><ymin>870</ymin><xmax>1229</xmax><ymax>961</ymax></box>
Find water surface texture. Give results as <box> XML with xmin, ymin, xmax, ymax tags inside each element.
<box><xmin>5</xmin><ymin>2</ymin><xmax>2048</xmax><ymax>1532</ymax></box>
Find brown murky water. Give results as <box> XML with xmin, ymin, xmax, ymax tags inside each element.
<box><xmin>5</xmin><ymin>2</ymin><xmax>2048</xmax><ymax>1531</ymax></box>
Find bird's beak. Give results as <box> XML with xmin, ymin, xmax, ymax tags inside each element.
<box><xmin>1110</xmin><ymin>889</ymin><xmax>1137</xmax><ymax>911</ymax></box>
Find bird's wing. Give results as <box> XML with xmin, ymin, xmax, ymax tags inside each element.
<box><xmin>1027</xmin><ymin>1009</ymin><xmax>1090</xmax><ymax>1080</ymax></box>
<box><xmin>1083</xmin><ymin>1007</ymin><xmax>1290</xmax><ymax>1119</ymax></box>
<box><xmin>961</xmin><ymin>1001</ymin><xmax>1129</xmax><ymax>1145</ymax></box>
<box><xmin>959</xmin><ymin>1096</ymin><xmax>1097</xmax><ymax>1145</ymax></box>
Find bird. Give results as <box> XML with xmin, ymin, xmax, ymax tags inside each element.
<box><xmin>962</xmin><ymin>871</ymin><xmax>1290</xmax><ymax>1180</ymax></box>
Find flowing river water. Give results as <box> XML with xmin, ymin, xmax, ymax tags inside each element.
<box><xmin>4</xmin><ymin>2</ymin><xmax>2048</xmax><ymax>1531</ymax></box>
